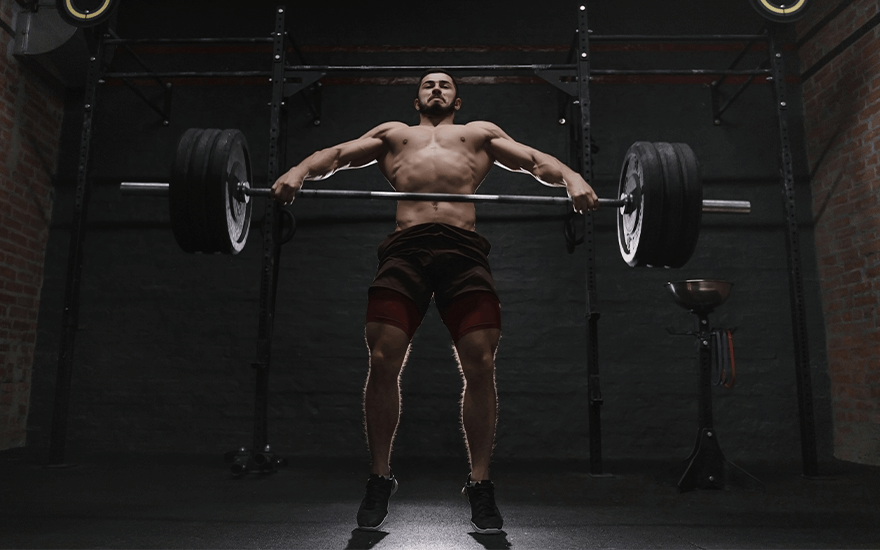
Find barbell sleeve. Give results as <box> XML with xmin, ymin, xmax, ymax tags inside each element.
<box><xmin>700</xmin><ymin>199</ymin><xmax>752</xmax><ymax>214</ymax></box>
<box><xmin>120</xmin><ymin>182</ymin><xmax>173</xmax><ymax>196</ymax></box>
<box><xmin>119</xmin><ymin>182</ymin><xmax>751</xmax><ymax>214</ymax></box>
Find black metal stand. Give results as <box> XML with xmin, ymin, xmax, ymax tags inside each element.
<box><xmin>47</xmin><ymin>27</ymin><xmax>106</xmax><ymax>468</ymax></box>
<box><xmin>676</xmin><ymin>309</ymin><xmax>763</xmax><ymax>493</ymax></box>
<box><xmin>225</xmin><ymin>5</ymin><xmax>289</xmax><ymax>477</ymax></box>
<box><xmin>767</xmin><ymin>24</ymin><xmax>819</xmax><ymax>478</ymax></box>
<box><xmin>575</xmin><ymin>5</ymin><xmax>610</xmax><ymax>479</ymax></box>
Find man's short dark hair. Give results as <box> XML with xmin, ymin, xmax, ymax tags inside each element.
<box><xmin>417</xmin><ymin>69</ymin><xmax>459</xmax><ymax>99</ymax></box>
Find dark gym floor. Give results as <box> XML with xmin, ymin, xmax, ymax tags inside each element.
<box><xmin>2</xmin><ymin>449</ymin><xmax>879</xmax><ymax>549</ymax></box>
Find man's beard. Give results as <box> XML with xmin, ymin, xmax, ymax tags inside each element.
<box><xmin>418</xmin><ymin>96</ymin><xmax>456</xmax><ymax>117</ymax></box>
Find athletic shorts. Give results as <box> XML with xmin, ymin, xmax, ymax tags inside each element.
<box><xmin>365</xmin><ymin>223</ymin><xmax>501</xmax><ymax>342</ymax></box>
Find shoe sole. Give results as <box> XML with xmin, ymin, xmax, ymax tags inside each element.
<box><xmin>356</xmin><ymin>478</ymin><xmax>398</xmax><ymax>531</ymax></box>
<box><xmin>470</xmin><ymin>522</ymin><xmax>503</xmax><ymax>534</ymax></box>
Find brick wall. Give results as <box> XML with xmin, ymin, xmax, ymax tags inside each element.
<box><xmin>0</xmin><ymin>0</ymin><xmax>65</xmax><ymax>450</ymax></box>
<box><xmin>798</xmin><ymin>0</ymin><xmax>880</xmax><ymax>465</ymax></box>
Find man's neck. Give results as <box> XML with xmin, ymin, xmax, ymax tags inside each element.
<box><xmin>418</xmin><ymin>113</ymin><xmax>456</xmax><ymax>127</ymax></box>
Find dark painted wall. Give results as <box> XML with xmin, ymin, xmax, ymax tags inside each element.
<box><xmin>29</xmin><ymin>1</ymin><xmax>832</xmax><ymax>465</ymax></box>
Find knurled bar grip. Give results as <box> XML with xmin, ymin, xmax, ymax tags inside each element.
<box><xmin>281</xmin><ymin>187</ymin><xmax>619</xmax><ymax>207</ymax></box>
<box><xmin>119</xmin><ymin>182</ymin><xmax>752</xmax><ymax>213</ymax></box>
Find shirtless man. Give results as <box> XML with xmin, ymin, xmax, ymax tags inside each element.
<box><xmin>271</xmin><ymin>70</ymin><xmax>597</xmax><ymax>534</ymax></box>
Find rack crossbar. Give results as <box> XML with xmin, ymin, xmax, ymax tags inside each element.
<box><xmin>104</xmin><ymin>37</ymin><xmax>275</xmax><ymax>45</ymax></box>
<box><xmin>102</xmin><ymin>71</ymin><xmax>273</xmax><ymax>79</ymax></box>
<box><xmin>589</xmin><ymin>33</ymin><xmax>768</xmax><ymax>42</ymax></box>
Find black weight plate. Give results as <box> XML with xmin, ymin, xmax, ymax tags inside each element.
<box><xmin>617</xmin><ymin>141</ymin><xmax>665</xmax><ymax>267</ymax></box>
<box><xmin>637</xmin><ymin>142</ymin><xmax>667</xmax><ymax>267</ymax></box>
<box><xmin>652</xmin><ymin>142</ymin><xmax>684</xmax><ymax>268</ymax></box>
<box><xmin>748</xmin><ymin>0</ymin><xmax>810</xmax><ymax>23</ymax></box>
<box><xmin>169</xmin><ymin>128</ymin><xmax>202</xmax><ymax>253</ymax></box>
<box><xmin>224</xmin><ymin>131</ymin><xmax>253</xmax><ymax>254</ymax></box>
<box><xmin>616</xmin><ymin>147</ymin><xmax>644</xmax><ymax>266</ymax></box>
<box><xmin>187</xmin><ymin>129</ymin><xmax>222</xmax><ymax>254</ymax></box>
<box><xmin>668</xmin><ymin>143</ymin><xmax>702</xmax><ymax>268</ymax></box>
<box><xmin>639</xmin><ymin>142</ymin><xmax>665</xmax><ymax>267</ymax></box>
<box><xmin>205</xmin><ymin>130</ymin><xmax>233</xmax><ymax>254</ymax></box>
<box><xmin>205</xmin><ymin>130</ymin><xmax>252</xmax><ymax>254</ymax></box>
<box><xmin>56</xmin><ymin>0</ymin><xmax>119</xmax><ymax>27</ymax></box>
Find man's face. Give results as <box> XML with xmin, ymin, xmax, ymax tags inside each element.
<box><xmin>415</xmin><ymin>73</ymin><xmax>460</xmax><ymax>116</ymax></box>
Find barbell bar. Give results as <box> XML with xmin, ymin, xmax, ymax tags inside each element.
<box><xmin>120</xmin><ymin>182</ymin><xmax>750</xmax><ymax>214</ymax></box>
<box><xmin>119</xmin><ymin>128</ymin><xmax>752</xmax><ymax>267</ymax></box>
<box><xmin>121</xmin><ymin>182</ymin><xmax>628</xmax><ymax>208</ymax></box>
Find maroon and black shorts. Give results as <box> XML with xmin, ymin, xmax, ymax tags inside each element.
<box><xmin>365</xmin><ymin>223</ymin><xmax>501</xmax><ymax>342</ymax></box>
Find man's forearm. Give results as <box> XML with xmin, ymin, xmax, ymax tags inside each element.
<box><xmin>531</xmin><ymin>154</ymin><xmax>581</xmax><ymax>189</ymax></box>
<box><xmin>272</xmin><ymin>148</ymin><xmax>340</xmax><ymax>202</ymax></box>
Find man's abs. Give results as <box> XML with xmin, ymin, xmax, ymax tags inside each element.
<box><xmin>394</xmin><ymin>200</ymin><xmax>477</xmax><ymax>231</ymax></box>
<box><xmin>377</xmin><ymin>124</ymin><xmax>494</xmax><ymax>231</ymax></box>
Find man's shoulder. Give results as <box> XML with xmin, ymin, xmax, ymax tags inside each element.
<box><xmin>370</xmin><ymin>121</ymin><xmax>409</xmax><ymax>134</ymax></box>
<box><xmin>358</xmin><ymin>121</ymin><xmax>409</xmax><ymax>138</ymax></box>
<box><xmin>464</xmin><ymin>120</ymin><xmax>500</xmax><ymax>129</ymax></box>
<box><xmin>463</xmin><ymin>120</ymin><xmax>504</xmax><ymax>135</ymax></box>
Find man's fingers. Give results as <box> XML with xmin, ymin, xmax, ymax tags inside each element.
<box><xmin>572</xmin><ymin>194</ymin><xmax>599</xmax><ymax>213</ymax></box>
<box><xmin>270</xmin><ymin>178</ymin><xmax>297</xmax><ymax>204</ymax></box>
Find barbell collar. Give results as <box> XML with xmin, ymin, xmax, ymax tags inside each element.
<box><xmin>120</xmin><ymin>181</ymin><xmax>751</xmax><ymax>213</ymax></box>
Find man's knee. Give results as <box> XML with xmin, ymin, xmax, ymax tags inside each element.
<box><xmin>369</xmin><ymin>345</ymin><xmax>403</xmax><ymax>373</ymax></box>
<box><xmin>366</xmin><ymin>322</ymin><xmax>410</xmax><ymax>378</ymax></box>
<box><xmin>455</xmin><ymin>329</ymin><xmax>500</xmax><ymax>380</ymax></box>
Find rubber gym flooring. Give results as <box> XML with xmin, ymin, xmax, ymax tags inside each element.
<box><xmin>1</xmin><ymin>449</ymin><xmax>879</xmax><ymax>549</ymax></box>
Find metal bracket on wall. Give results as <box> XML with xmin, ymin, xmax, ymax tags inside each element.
<box><xmin>282</xmin><ymin>71</ymin><xmax>324</xmax><ymax>126</ymax></box>
<box><xmin>552</xmin><ymin>31</ymin><xmax>580</xmax><ymax>125</ymax></box>
<box><xmin>534</xmin><ymin>67</ymin><xmax>577</xmax><ymax>127</ymax></box>
<box><xmin>535</xmin><ymin>68</ymin><xmax>577</xmax><ymax>96</ymax></box>
<box><xmin>283</xmin><ymin>35</ymin><xmax>324</xmax><ymax>125</ymax></box>
<box><xmin>105</xmin><ymin>29</ymin><xmax>173</xmax><ymax>125</ymax></box>
<box><xmin>709</xmin><ymin>28</ymin><xmax>766</xmax><ymax>126</ymax></box>
<box><xmin>282</xmin><ymin>71</ymin><xmax>324</xmax><ymax>96</ymax></box>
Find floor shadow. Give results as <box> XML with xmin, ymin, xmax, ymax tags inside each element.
<box><xmin>469</xmin><ymin>531</ymin><xmax>512</xmax><ymax>549</ymax></box>
<box><xmin>345</xmin><ymin>529</ymin><xmax>388</xmax><ymax>549</ymax></box>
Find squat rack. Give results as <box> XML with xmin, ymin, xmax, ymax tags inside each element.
<box><xmin>49</xmin><ymin>4</ymin><xmax>818</xmax><ymax>478</ymax></box>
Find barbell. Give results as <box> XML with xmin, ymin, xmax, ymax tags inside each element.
<box><xmin>119</xmin><ymin>128</ymin><xmax>751</xmax><ymax>267</ymax></box>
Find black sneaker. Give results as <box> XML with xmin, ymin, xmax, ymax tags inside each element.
<box><xmin>462</xmin><ymin>475</ymin><xmax>504</xmax><ymax>534</ymax></box>
<box><xmin>356</xmin><ymin>473</ymin><xmax>398</xmax><ymax>531</ymax></box>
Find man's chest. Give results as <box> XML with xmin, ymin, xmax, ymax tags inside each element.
<box><xmin>385</xmin><ymin>126</ymin><xmax>484</xmax><ymax>155</ymax></box>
